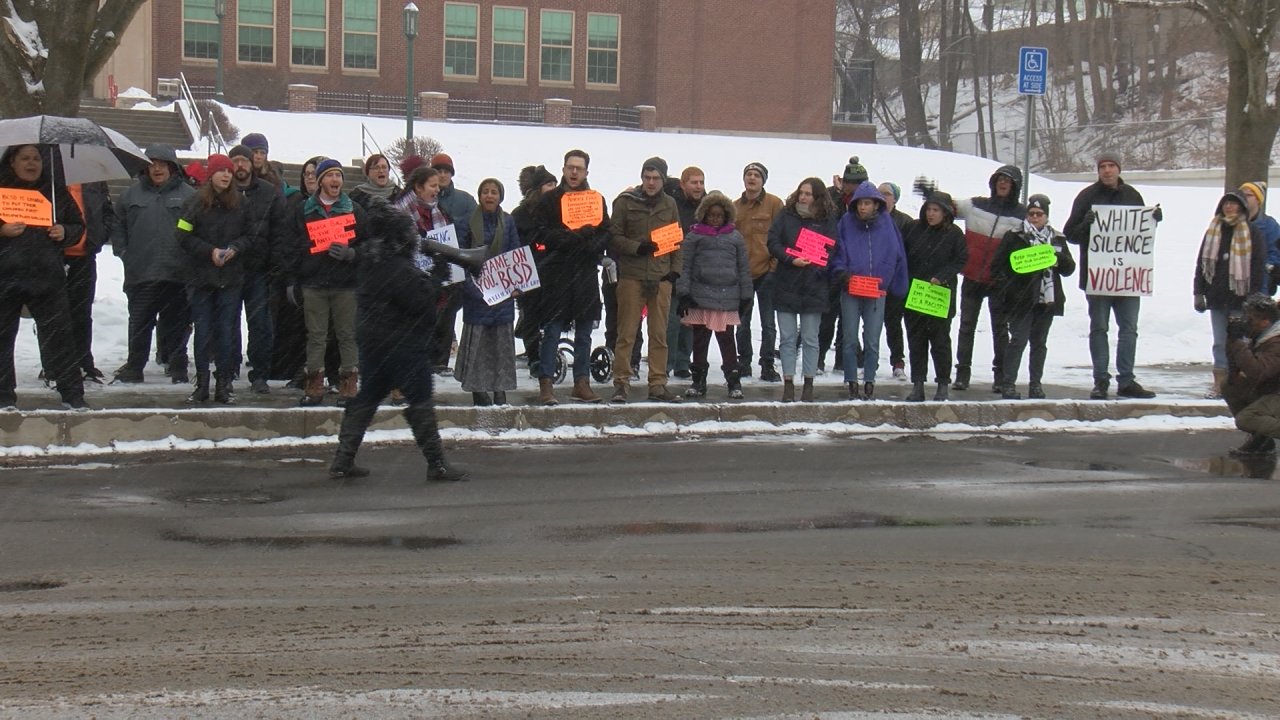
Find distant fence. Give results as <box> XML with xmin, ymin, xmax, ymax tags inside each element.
<box><xmin>447</xmin><ymin>98</ymin><xmax>544</xmax><ymax>124</ymax></box>
<box><xmin>570</xmin><ymin>104</ymin><xmax>640</xmax><ymax>129</ymax></box>
<box><xmin>316</xmin><ymin>91</ymin><xmax>419</xmax><ymax>117</ymax></box>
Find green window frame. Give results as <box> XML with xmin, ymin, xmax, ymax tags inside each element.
<box><xmin>586</xmin><ymin>14</ymin><xmax>619</xmax><ymax>85</ymax></box>
<box><xmin>291</xmin><ymin>0</ymin><xmax>327</xmax><ymax>67</ymax></box>
<box><xmin>491</xmin><ymin>6</ymin><xmax>526</xmax><ymax>80</ymax></box>
<box><xmin>444</xmin><ymin>3</ymin><xmax>478</xmax><ymax>78</ymax></box>
<box><xmin>182</xmin><ymin>0</ymin><xmax>219</xmax><ymax>61</ymax></box>
<box><xmin>342</xmin><ymin>0</ymin><xmax>378</xmax><ymax>70</ymax></box>
<box><xmin>539</xmin><ymin>10</ymin><xmax>573</xmax><ymax>84</ymax></box>
<box><xmin>237</xmin><ymin>0</ymin><xmax>274</xmax><ymax>64</ymax></box>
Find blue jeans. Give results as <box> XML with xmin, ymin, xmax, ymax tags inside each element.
<box><xmin>541</xmin><ymin>317</ymin><xmax>593</xmax><ymax>380</ymax></box>
<box><xmin>188</xmin><ymin>285</ymin><xmax>243</xmax><ymax>376</ymax></box>
<box><xmin>241</xmin><ymin>272</ymin><xmax>274</xmax><ymax>382</ymax></box>
<box><xmin>736</xmin><ymin>273</ymin><xmax>777</xmax><ymax>366</ymax></box>
<box><xmin>777</xmin><ymin>311</ymin><xmax>821</xmax><ymax>379</ymax></box>
<box><xmin>1209</xmin><ymin>307</ymin><xmax>1243</xmax><ymax>370</ymax></box>
<box><xmin>840</xmin><ymin>294</ymin><xmax>886</xmax><ymax>383</ymax></box>
<box><xmin>1087</xmin><ymin>295</ymin><xmax>1141</xmax><ymax>387</ymax></box>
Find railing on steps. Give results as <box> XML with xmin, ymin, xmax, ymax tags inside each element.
<box><xmin>178</xmin><ymin>72</ymin><xmax>227</xmax><ymax>155</ymax></box>
<box><xmin>360</xmin><ymin>124</ymin><xmax>401</xmax><ymax>186</ymax></box>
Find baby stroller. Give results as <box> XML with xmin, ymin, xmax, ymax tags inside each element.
<box><xmin>550</xmin><ymin>328</ymin><xmax>614</xmax><ymax>385</ymax></box>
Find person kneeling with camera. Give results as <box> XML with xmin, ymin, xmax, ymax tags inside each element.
<box><xmin>1223</xmin><ymin>293</ymin><xmax>1280</xmax><ymax>456</ymax></box>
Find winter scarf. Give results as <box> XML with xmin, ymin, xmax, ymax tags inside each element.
<box><xmin>1022</xmin><ymin>218</ymin><xmax>1057</xmax><ymax>304</ymax></box>
<box><xmin>353</xmin><ymin>181</ymin><xmax>397</xmax><ymax>201</ymax></box>
<box><xmin>470</xmin><ymin>207</ymin><xmax>505</xmax><ymax>257</ymax></box>
<box><xmin>1200</xmin><ymin>212</ymin><xmax>1253</xmax><ymax>296</ymax></box>
<box><xmin>690</xmin><ymin>221</ymin><xmax>737</xmax><ymax>236</ymax></box>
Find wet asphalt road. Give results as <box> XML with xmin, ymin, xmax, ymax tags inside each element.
<box><xmin>1</xmin><ymin>429</ymin><xmax>1279</xmax><ymax>718</ymax></box>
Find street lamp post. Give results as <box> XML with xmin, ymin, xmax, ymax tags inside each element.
<box><xmin>214</xmin><ymin>0</ymin><xmax>226</xmax><ymax>102</ymax></box>
<box><xmin>404</xmin><ymin>3</ymin><xmax>419</xmax><ymax>145</ymax></box>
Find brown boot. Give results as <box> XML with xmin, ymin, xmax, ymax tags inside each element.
<box><xmin>801</xmin><ymin>377</ymin><xmax>814</xmax><ymax>402</ymax></box>
<box><xmin>300</xmin><ymin>369</ymin><xmax>325</xmax><ymax>406</ymax></box>
<box><xmin>571</xmin><ymin>376</ymin><xmax>601</xmax><ymax>403</ymax></box>
<box><xmin>782</xmin><ymin>379</ymin><xmax>795</xmax><ymax>402</ymax></box>
<box><xmin>538</xmin><ymin>377</ymin><xmax>558</xmax><ymax>406</ymax></box>
<box><xmin>338</xmin><ymin>369</ymin><xmax>358</xmax><ymax>406</ymax></box>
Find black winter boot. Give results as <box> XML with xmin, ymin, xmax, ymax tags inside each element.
<box><xmin>759</xmin><ymin>358</ymin><xmax>781</xmax><ymax>383</ymax></box>
<box><xmin>905</xmin><ymin>381</ymin><xmax>925</xmax><ymax>402</ymax></box>
<box><xmin>1230</xmin><ymin>434</ymin><xmax>1277</xmax><ymax>457</ymax></box>
<box><xmin>329</xmin><ymin>400</ymin><xmax>378</xmax><ymax>480</ymax></box>
<box><xmin>933</xmin><ymin>382</ymin><xmax>950</xmax><ymax>401</ymax></box>
<box><xmin>472</xmin><ymin>392</ymin><xmax>493</xmax><ymax>406</ymax></box>
<box><xmin>214</xmin><ymin>373</ymin><xmax>235</xmax><ymax>404</ymax></box>
<box><xmin>725</xmin><ymin>368</ymin><xmax>744</xmax><ymax>399</ymax></box>
<box><xmin>847</xmin><ymin>381</ymin><xmax>861</xmax><ymax>400</ymax></box>
<box><xmin>862</xmin><ymin>382</ymin><xmax>875</xmax><ymax>400</ymax></box>
<box><xmin>952</xmin><ymin>367</ymin><xmax>970</xmax><ymax>391</ymax></box>
<box><xmin>405</xmin><ymin>403</ymin><xmax>469</xmax><ymax>482</ymax></box>
<box><xmin>685</xmin><ymin>365</ymin><xmax>708</xmax><ymax>398</ymax></box>
<box><xmin>187</xmin><ymin>371</ymin><xmax>211</xmax><ymax>403</ymax></box>
<box><xmin>492</xmin><ymin>390</ymin><xmax>507</xmax><ymax>405</ymax></box>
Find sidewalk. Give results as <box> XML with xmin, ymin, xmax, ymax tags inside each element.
<box><xmin>1</xmin><ymin>362</ymin><xmax>1231</xmax><ymax>454</ymax></box>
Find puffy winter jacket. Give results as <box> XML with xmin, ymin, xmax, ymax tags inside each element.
<box><xmin>176</xmin><ymin>192</ymin><xmax>253</xmax><ymax>289</ymax></box>
<box><xmin>0</xmin><ymin>166</ymin><xmax>84</xmax><ymax>298</ymax></box>
<box><xmin>234</xmin><ymin>175</ymin><xmax>288</xmax><ymax>274</ymax></box>
<box><xmin>112</xmin><ymin>173</ymin><xmax>196</xmax><ymax>287</ymax></box>
<box><xmin>767</xmin><ymin>207</ymin><xmax>838</xmax><ymax>315</ymax></box>
<box><xmin>830</xmin><ymin>182</ymin><xmax>909</xmax><ymax>300</ymax></box>
<box><xmin>953</xmin><ymin>165</ymin><xmax>1026</xmax><ymax>284</ymax></box>
<box><xmin>524</xmin><ymin>181</ymin><xmax>610</xmax><ymax>325</ymax></box>
<box><xmin>991</xmin><ymin>227</ymin><xmax>1076</xmax><ymax>317</ymax></box>
<box><xmin>287</xmin><ymin>192</ymin><xmax>368</xmax><ymax>290</ymax></box>
<box><xmin>901</xmin><ymin>213</ymin><xmax>968</xmax><ymax>319</ymax></box>
<box><xmin>610</xmin><ymin>187</ymin><xmax>681</xmax><ymax>282</ymax></box>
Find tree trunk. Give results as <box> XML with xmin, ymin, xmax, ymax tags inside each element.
<box><xmin>1066</xmin><ymin>0</ymin><xmax>1090</xmax><ymax>123</ymax></box>
<box><xmin>897</xmin><ymin>0</ymin><xmax>936</xmax><ymax>147</ymax></box>
<box><xmin>937</xmin><ymin>0</ymin><xmax>960</xmax><ymax>150</ymax></box>
<box><xmin>1223</xmin><ymin>32</ymin><xmax>1279</xmax><ymax>189</ymax></box>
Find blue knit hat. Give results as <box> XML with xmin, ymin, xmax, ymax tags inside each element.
<box><xmin>241</xmin><ymin>132</ymin><xmax>269</xmax><ymax>153</ymax></box>
<box><xmin>315</xmin><ymin>158</ymin><xmax>344</xmax><ymax>182</ymax></box>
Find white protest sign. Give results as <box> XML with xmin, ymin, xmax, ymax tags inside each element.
<box><xmin>478</xmin><ymin>245</ymin><xmax>541</xmax><ymax>306</ymax></box>
<box><xmin>1086</xmin><ymin>205</ymin><xmax>1156</xmax><ymax>297</ymax></box>
<box><xmin>424</xmin><ymin>223</ymin><xmax>467</xmax><ymax>285</ymax></box>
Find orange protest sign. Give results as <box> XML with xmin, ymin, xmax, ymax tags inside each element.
<box><xmin>0</xmin><ymin>188</ymin><xmax>53</xmax><ymax>227</ymax></box>
<box><xmin>650</xmin><ymin>222</ymin><xmax>684</xmax><ymax>257</ymax></box>
<box><xmin>560</xmin><ymin>190</ymin><xmax>604</xmax><ymax>230</ymax></box>
<box><xmin>847</xmin><ymin>274</ymin><xmax>884</xmax><ymax>298</ymax></box>
<box><xmin>306</xmin><ymin>213</ymin><xmax>356</xmax><ymax>254</ymax></box>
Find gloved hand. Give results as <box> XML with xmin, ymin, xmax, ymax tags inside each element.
<box><xmin>1227</xmin><ymin>316</ymin><xmax>1249</xmax><ymax>341</ymax></box>
<box><xmin>834</xmin><ymin>271</ymin><xmax>852</xmax><ymax>289</ymax></box>
<box><xmin>1152</xmin><ymin>205</ymin><xmax>1163</xmax><ymax>223</ymax></box>
<box><xmin>659</xmin><ymin>271</ymin><xmax>679</xmax><ymax>283</ymax></box>
<box><xmin>286</xmin><ymin>284</ymin><xmax>300</xmax><ymax>307</ymax></box>
<box><xmin>676</xmin><ymin>295</ymin><xmax>693</xmax><ymax>317</ymax></box>
<box><xmin>738</xmin><ymin>298</ymin><xmax>753</xmax><ymax>318</ymax></box>
<box><xmin>1269</xmin><ymin>264</ymin><xmax>1280</xmax><ymax>289</ymax></box>
<box><xmin>636</xmin><ymin>240</ymin><xmax>657</xmax><ymax>256</ymax></box>
<box><xmin>1194</xmin><ymin>294</ymin><xmax>1208</xmax><ymax>313</ymax></box>
<box><xmin>1083</xmin><ymin>210</ymin><xmax>1098</xmax><ymax>226</ymax></box>
<box><xmin>912</xmin><ymin>176</ymin><xmax>936</xmax><ymax>198</ymax></box>
<box><xmin>328</xmin><ymin>242</ymin><xmax>355</xmax><ymax>261</ymax></box>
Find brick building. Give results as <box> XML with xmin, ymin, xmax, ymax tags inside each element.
<box><xmin>144</xmin><ymin>0</ymin><xmax>840</xmax><ymax>138</ymax></box>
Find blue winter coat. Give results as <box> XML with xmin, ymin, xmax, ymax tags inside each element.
<box><xmin>461</xmin><ymin>208</ymin><xmax>521</xmax><ymax>326</ymax></box>
<box><xmin>830</xmin><ymin>182</ymin><xmax>909</xmax><ymax>299</ymax></box>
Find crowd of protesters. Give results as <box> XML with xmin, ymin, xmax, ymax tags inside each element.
<box><xmin>5</xmin><ymin>137</ymin><xmax>1278</xmax><ymax>438</ymax></box>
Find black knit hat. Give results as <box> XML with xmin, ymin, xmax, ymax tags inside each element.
<box><xmin>743</xmin><ymin>162</ymin><xmax>769</xmax><ymax>184</ymax></box>
<box><xmin>1096</xmin><ymin>151</ymin><xmax>1122</xmax><ymax>171</ymax></box>
<box><xmin>842</xmin><ymin>156</ymin><xmax>868</xmax><ymax>184</ymax></box>
<box><xmin>643</xmin><ymin>156</ymin><xmax>668</xmax><ymax>180</ymax></box>
<box><xmin>228</xmin><ymin>144</ymin><xmax>253</xmax><ymax>162</ymax></box>
<box><xmin>1027</xmin><ymin>193</ymin><xmax>1051</xmax><ymax>212</ymax></box>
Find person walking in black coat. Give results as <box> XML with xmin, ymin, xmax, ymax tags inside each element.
<box><xmin>176</xmin><ymin>154</ymin><xmax>254</xmax><ymax>404</ymax></box>
<box><xmin>901</xmin><ymin>191</ymin><xmax>968</xmax><ymax>402</ymax></box>
<box><xmin>992</xmin><ymin>194</ymin><xmax>1076</xmax><ymax>400</ymax></box>
<box><xmin>228</xmin><ymin>144</ymin><xmax>287</xmax><ymax>395</ymax></box>
<box><xmin>328</xmin><ymin>201</ymin><xmax>467</xmax><ymax>483</ymax></box>
<box><xmin>0</xmin><ymin>144</ymin><xmax>87</xmax><ymax>409</ymax></box>
<box><xmin>63</xmin><ymin>178</ymin><xmax>113</xmax><ymax>384</ymax></box>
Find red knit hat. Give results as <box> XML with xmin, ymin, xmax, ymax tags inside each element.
<box><xmin>399</xmin><ymin>155</ymin><xmax>425</xmax><ymax>177</ymax></box>
<box><xmin>184</xmin><ymin>161</ymin><xmax>207</xmax><ymax>185</ymax></box>
<box><xmin>205</xmin><ymin>154</ymin><xmax>234</xmax><ymax>177</ymax></box>
<box><xmin>430</xmin><ymin>152</ymin><xmax>454</xmax><ymax>173</ymax></box>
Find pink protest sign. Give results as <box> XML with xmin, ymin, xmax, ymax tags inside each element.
<box><xmin>785</xmin><ymin>227</ymin><xmax>835</xmax><ymax>266</ymax></box>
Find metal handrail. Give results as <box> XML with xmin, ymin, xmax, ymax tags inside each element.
<box><xmin>360</xmin><ymin>123</ymin><xmax>401</xmax><ymax>186</ymax></box>
<box><xmin>178</xmin><ymin>72</ymin><xmax>227</xmax><ymax>155</ymax></box>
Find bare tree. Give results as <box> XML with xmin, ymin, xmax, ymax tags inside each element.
<box><xmin>897</xmin><ymin>0</ymin><xmax>937</xmax><ymax>147</ymax></box>
<box><xmin>0</xmin><ymin>0</ymin><xmax>147</xmax><ymax>117</ymax></box>
<box><xmin>1106</xmin><ymin>0</ymin><xmax>1280</xmax><ymax>188</ymax></box>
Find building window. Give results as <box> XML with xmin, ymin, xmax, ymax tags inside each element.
<box><xmin>444</xmin><ymin>3</ymin><xmax>478</xmax><ymax>78</ymax></box>
<box><xmin>237</xmin><ymin>0</ymin><xmax>273</xmax><ymax>64</ymax></box>
<box><xmin>182</xmin><ymin>0</ymin><xmax>219</xmax><ymax>60</ymax></box>
<box><xmin>491</xmin><ymin>6</ymin><xmax>526</xmax><ymax>81</ymax></box>
<box><xmin>586</xmin><ymin>14</ymin><xmax>619</xmax><ymax>86</ymax></box>
<box><xmin>539</xmin><ymin>10</ymin><xmax>573</xmax><ymax>84</ymax></box>
<box><xmin>342</xmin><ymin>0</ymin><xmax>378</xmax><ymax>70</ymax></box>
<box><xmin>291</xmin><ymin>0</ymin><xmax>326</xmax><ymax>67</ymax></box>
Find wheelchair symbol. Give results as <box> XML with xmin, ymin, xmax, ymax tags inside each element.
<box><xmin>1024</xmin><ymin>53</ymin><xmax>1043</xmax><ymax>72</ymax></box>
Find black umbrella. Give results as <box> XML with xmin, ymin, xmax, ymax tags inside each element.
<box><xmin>0</xmin><ymin>114</ymin><xmax>150</xmax><ymax>185</ymax></box>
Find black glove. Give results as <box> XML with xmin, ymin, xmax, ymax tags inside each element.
<box><xmin>286</xmin><ymin>284</ymin><xmax>300</xmax><ymax>307</ymax></box>
<box><xmin>676</xmin><ymin>295</ymin><xmax>693</xmax><ymax>317</ymax></box>
<box><xmin>1194</xmin><ymin>294</ymin><xmax>1208</xmax><ymax>313</ymax></box>
<box><xmin>660</xmin><ymin>271</ymin><xmax>679</xmax><ymax>283</ymax></box>
<box><xmin>1227</xmin><ymin>316</ymin><xmax>1249</xmax><ymax>341</ymax></box>
<box><xmin>636</xmin><ymin>240</ymin><xmax>657</xmax><ymax>256</ymax></box>
<box><xmin>1083</xmin><ymin>210</ymin><xmax>1098</xmax><ymax>226</ymax></box>
<box><xmin>912</xmin><ymin>176</ymin><xmax>936</xmax><ymax>198</ymax></box>
<box><xmin>1152</xmin><ymin>205</ymin><xmax>1163</xmax><ymax>223</ymax></box>
<box><xmin>738</xmin><ymin>298</ymin><xmax>753</xmax><ymax>318</ymax></box>
<box><xmin>1269</xmin><ymin>264</ymin><xmax>1280</xmax><ymax>288</ymax></box>
<box><xmin>328</xmin><ymin>242</ymin><xmax>355</xmax><ymax>261</ymax></box>
<box><xmin>834</xmin><ymin>271</ymin><xmax>852</xmax><ymax>289</ymax></box>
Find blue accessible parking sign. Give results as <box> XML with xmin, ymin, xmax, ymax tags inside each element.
<box><xmin>1018</xmin><ymin>47</ymin><xmax>1048</xmax><ymax>95</ymax></box>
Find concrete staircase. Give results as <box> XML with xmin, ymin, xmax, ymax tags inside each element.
<box><xmin>78</xmin><ymin>105</ymin><xmax>193</xmax><ymax>152</ymax></box>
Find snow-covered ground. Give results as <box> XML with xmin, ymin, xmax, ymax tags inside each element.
<box><xmin>9</xmin><ymin>106</ymin><xmax>1237</xmax><ymax>414</ymax></box>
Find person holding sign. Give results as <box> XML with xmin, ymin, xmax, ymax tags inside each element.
<box><xmin>767</xmin><ymin>178</ymin><xmax>838</xmax><ymax>402</ymax></box>
<box><xmin>831</xmin><ymin>181</ymin><xmax>909</xmax><ymax>400</ymax></box>
<box><xmin>285</xmin><ymin>158</ymin><xmax>368</xmax><ymax>407</ymax></box>
<box><xmin>0</xmin><ymin>144</ymin><xmax>86</xmax><ymax>410</ymax></box>
<box><xmin>454</xmin><ymin>178</ymin><xmax>521</xmax><ymax>406</ymax></box>
<box><xmin>176</xmin><ymin>153</ymin><xmax>254</xmax><ymax>404</ymax></box>
<box><xmin>1194</xmin><ymin>190</ymin><xmax>1267</xmax><ymax>399</ymax></box>
<box><xmin>900</xmin><ymin>191</ymin><xmax>968</xmax><ymax>402</ymax></box>
<box><xmin>526</xmin><ymin>149</ymin><xmax>610</xmax><ymax>406</ymax></box>
<box><xmin>991</xmin><ymin>194</ymin><xmax>1075</xmax><ymax>400</ymax></box>
<box><xmin>609</xmin><ymin>157</ymin><xmax>682</xmax><ymax>404</ymax></box>
<box><xmin>1063</xmin><ymin>152</ymin><xmax>1160</xmax><ymax>400</ymax></box>
<box><xmin>676</xmin><ymin>192</ymin><xmax>752</xmax><ymax>400</ymax></box>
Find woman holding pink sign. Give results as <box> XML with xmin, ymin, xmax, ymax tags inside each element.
<box><xmin>830</xmin><ymin>181</ymin><xmax>909</xmax><ymax>400</ymax></box>
<box><xmin>767</xmin><ymin>178</ymin><xmax>838</xmax><ymax>402</ymax></box>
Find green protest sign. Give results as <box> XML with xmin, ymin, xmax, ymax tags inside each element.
<box><xmin>1009</xmin><ymin>243</ymin><xmax>1057</xmax><ymax>274</ymax></box>
<box><xmin>904</xmin><ymin>278</ymin><xmax>950</xmax><ymax>318</ymax></box>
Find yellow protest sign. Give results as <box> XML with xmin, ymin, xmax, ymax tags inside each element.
<box><xmin>560</xmin><ymin>190</ymin><xmax>604</xmax><ymax>230</ymax></box>
<box><xmin>0</xmin><ymin>188</ymin><xmax>52</xmax><ymax>227</ymax></box>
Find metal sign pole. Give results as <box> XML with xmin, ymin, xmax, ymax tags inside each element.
<box><xmin>1023</xmin><ymin>95</ymin><xmax>1033</xmax><ymax>204</ymax></box>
